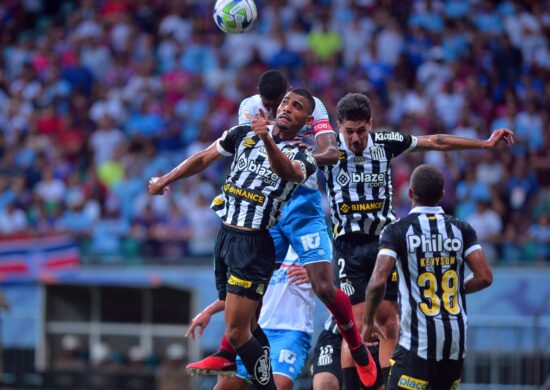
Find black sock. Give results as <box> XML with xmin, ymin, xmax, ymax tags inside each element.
<box><xmin>253</xmin><ymin>325</ymin><xmax>270</xmax><ymax>350</ymax></box>
<box><xmin>382</xmin><ymin>366</ymin><xmax>391</xmax><ymax>385</ymax></box>
<box><xmin>235</xmin><ymin>337</ymin><xmax>275</xmax><ymax>389</ymax></box>
<box><xmin>343</xmin><ymin>367</ymin><xmax>362</xmax><ymax>390</ymax></box>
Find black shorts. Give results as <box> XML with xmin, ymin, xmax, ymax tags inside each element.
<box><xmin>333</xmin><ymin>233</ymin><xmax>398</xmax><ymax>305</ymax></box>
<box><xmin>214</xmin><ymin>224</ymin><xmax>275</xmax><ymax>301</ymax></box>
<box><xmin>311</xmin><ymin>330</ymin><xmax>384</xmax><ymax>390</ymax></box>
<box><xmin>387</xmin><ymin>345</ymin><xmax>463</xmax><ymax>390</ymax></box>
<box><xmin>311</xmin><ymin>330</ymin><xmax>343</xmax><ymax>387</ymax></box>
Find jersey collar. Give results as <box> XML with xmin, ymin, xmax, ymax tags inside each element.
<box><xmin>409</xmin><ymin>206</ymin><xmax>445</xmax><ymax>214</ymax></box>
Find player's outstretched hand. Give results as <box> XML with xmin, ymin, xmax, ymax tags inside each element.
<box><xmin>361</xmin><ymin>321</ymin><xmax>387</xmax><ymax>345</ymax></box>
<box><xmin>252</xmin><ymin>108</ymin><xmax>269</xmax><ymax>139</ymax></box>
<box><xmin>148</xmin><ymin>177</ymin><xmax>168</xmax><ymax>195</ymax></box>
<box><xmin>287</xmin><ymin>265</ymin><xmax>310</xmax><ymax>285</ymax></box>
<box><xmin>486</xmin><ymin>128</ymin><xmax>514</xmax><ymax>148</ymax></box>
<box><xmin>185</xmin><ymin>310</ymin><xmax>212</xmax><ymax>340</ymax></box>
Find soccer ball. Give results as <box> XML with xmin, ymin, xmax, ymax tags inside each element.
<box><xmin>213</xmin><ymin>0</ymin><xmax>257</xmax><ymax>34</ymax></box>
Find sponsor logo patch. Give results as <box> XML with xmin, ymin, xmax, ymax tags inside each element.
<box><xmin>223</xmin><ymin>183</ymin><xmax>266</xmax><ymax>205</ymax></box>
<box><xmin>338</xmin><ymin>150</ymin><xmax>347</xmax><ymax>160</ymax></box>
<box><xmin>242</xmin><ymin>137</ymin><xmax>256</xmax><ymax>148</ymax></box>
<box><xmin>254</xmin><ymin>348</ymin><xmax>271</xmax><ymax>385</ymax></box>
<box><xmin>398</xmin><ymin>375</ymin><xmax>428</xmax><ymax>390</ymax></box>
<box><xmin>407</xmin><ymin>234</ymin><xmax>463</xmax><ymax>253</ymax></box>
<box><xmin>228</xmin><ymin>275</ymin><xmax>252</xmax><ymax>289</ymax></box>
<box><xmin>301</xmin><ymin>233</ymin><xmax>321</xmax><ymax>251</ymax></box>
<box><xmin>339</xmin><ymin>201</ymin><xmax>384</xmax><ymax>214</ymax></box>
<box><xmin>374</xmin><ymin>132</ymin><xmax>404</xmax><ymax>142</ymax></box>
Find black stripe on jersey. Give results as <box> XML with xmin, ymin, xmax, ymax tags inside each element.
<box><xmin>368</xmin><ymin>158</ymin><xmax>381</xmax><ymax>236</ymax></box>
<box><xmin>242</xmin><ymin>153</ymin><xmax>267</xmax><ymax>227</ymax></box>
<box><xmin>337</xmin><ymin>157</ymin><xmax>353</xmax><ymax>231</ymax></box>
<box><xmin>422</xmin><ymin>215</ymin><xmax>437</xmax><ymax>360</ymax></box>
<box><xmin>427</xmin><ymin>215</ymin><xmax>446</xmax><ymax>360</ymax></box>
<box><xmin>441</xmin><ymin>215</ymin><xmax>456</xmax><ymax>359</ymax></box>
<box><xmin>408</xmin><ymin>220</ymin><xmax>422</xmax><ymax>356</ymax></box>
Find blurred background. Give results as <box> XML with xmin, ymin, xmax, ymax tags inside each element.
<box><xmin>0</xmin><ymin>0</ymin><xmax>548</xmax><ymax>389</ymax></box>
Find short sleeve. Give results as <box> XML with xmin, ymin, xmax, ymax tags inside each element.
<box><xmin>292</xmin><ymin>147</ymin><xmax>318</xmax><ymax>183</ymax></box>
<box><xmin>217</xmin><ymin>126</ymin><xmax>248</xmax><ymax>156</ymax></box>
<box><xmin>373</xmin><ymin>131</ymin><xmax>417</xmax><ymax>157</ymax></box>
<box><xmin>311</xmin><ymin>97</ymin><xmax>334</xmax><ymax>136</ymax></box>
<box><xmin>238</xmin><ymin>97</ymin><xmax>255</xmax><ymax>125</ymax></box>
<box><xmin>462</xmin><ymin>222</ymin><xmax>482</xmax><ymax>257</ymax></box>
<box><xmin>378</xmin><ymin>224</ymin><xmax>401</xmax><ymax>259</ymax></box>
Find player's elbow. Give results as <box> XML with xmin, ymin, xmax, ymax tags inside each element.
<box><xmin>480</xmin><ymin>269</ymin><xmax>493</xmax><ymax>288</ymax></box>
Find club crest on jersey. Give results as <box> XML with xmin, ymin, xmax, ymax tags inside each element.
<box><xmin>374</xmin><ymin>132</ymin><xmax>403</xmax><ymax>142</ymax></box>
<box><xmin>282</xmin><ymin>147</ymin><xmax>298</xmax><ymax>159</ymax></box>
<box><xmin>340</xmin><ymin>280</ymin><xmax>355</xmax><ymax>296</ymax></box>
<box><xmin>369</xmin><ymin>146</ymin><xmax>386</xmax><ymax>161</ymax></box>
<box><xmin>398</xmin><ymin>375</ymin><xmax>428</xmax><ymax>390</ymax></box>
<box><xmin>317</xmin><ymin>345</ymin><xmax>334</xmax><ymax>366</ymax></box>
<box><xmin>242</xmin><ymin>138</ymin><xmax>256</xmax><ymax>148</ymax></box>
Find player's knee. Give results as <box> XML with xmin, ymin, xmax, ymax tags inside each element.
<box><xmin>225</xmin><ymin>324</ymin><xmax>250</xmax><ymax>348</ymax></box>
<box><xmin>312</xmin><ymin>373</ymin><xmax>339</xmax><ymax>390</ymax></box>
<box><xmin>382</xmin><ymin>318</ymin><xmax>399</xmax><ymax>340</ymax></box>
<box><xmin>311</xmin><ymin>278</ymin><xmax>336</xmax><ymax>303</ymax></box>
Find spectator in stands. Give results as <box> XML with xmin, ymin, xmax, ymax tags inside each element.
<box><xmin>156</xmin><ymin>343</ymin><xmax>191</xmax><ymax>390</ymax></box>
<box><xmin>51</xmin><ymin>335</ymin><xmax>86</xmax><ymax>372</ymax></box>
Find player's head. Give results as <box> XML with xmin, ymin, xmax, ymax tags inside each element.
<box><xmin>275</xmin><ymin>88</ymin><xmax>314</xmax><ymax>134</ymax></box>
<box><xmin>258</xmin><ymin>70</ymin><xmax>289</xmax><ymax>118</ymax></box>
<box><xmin>409</xmin><ymin>164</ymin><xmax>445</xmax><ymax>206</ymax></box>
<box><xmin>336</xmin><ymin>93</ymin><xmax>373</xmax><ymax>154</ymax></box>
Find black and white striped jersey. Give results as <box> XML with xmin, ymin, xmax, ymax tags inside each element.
<box><xmin>322</xmin><ymin>131</ymin><xmax>417</xmax><ymax>238</ymax></box>
<box><xmin>213</xmin><ymin>125</ymin><xmax>317</xmax><ymax>230</ymax></box>
<box><xmin>379</xmin><ymin>206</ymin><xmax>482</xmax><ymax>361</ymax></box>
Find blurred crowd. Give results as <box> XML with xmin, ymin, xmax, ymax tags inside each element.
<box><xmin>0</xmin><ymin>0</ymin><xmax>548</xmax><ymax>263</ymax></box>
<box><xmin>51</xmin><ymin>335</ymin><xmax>191</xmax><ymax>390</ymax></box>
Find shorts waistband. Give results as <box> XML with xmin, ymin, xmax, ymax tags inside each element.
<box><xmin>221</xmin><ymin>223</ymin><xmax>270</xmax><ymax>236</ymax></box>
<box><xmin>337</xmin><ymin>232</ymin><xmax>379</xmax><ymax>243</ymax></box>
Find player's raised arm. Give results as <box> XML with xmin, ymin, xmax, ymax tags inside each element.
<box><xmin>413</xmin><ymin>128</ymin><xmax>514</xmax><ymax>152</ymax></box>
<box><xmin>310</xmin><ymin>98</ymin><xmax>338</xmax><ymax>165</ymax></box>
<box><xmin>252</xmin><ymin>108</ymin><xmax>313</xmax><ymax>183</ymax></box>
<box><xmin>148</xmin><ymin>126</ymin><xmax>246</xmax><ymax>195</ymax></box>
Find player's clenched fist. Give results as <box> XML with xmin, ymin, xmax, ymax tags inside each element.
<box><xmin>251</xmin><ymin>108</ymin><xmax>269</xmax><ymax>138</ymax></box>
<box><xmin>148</xmin><ymin>176</ymin><xmax>167</xmax><ymax>195</ymax></box>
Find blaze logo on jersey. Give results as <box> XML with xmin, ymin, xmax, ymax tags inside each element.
<box><xmin>374</xmin><ymin>132</ymin><xmax>404</xmax><ymax>142</ymax></box>
<box><xmin>318</xmin><ymin>345</ymin><xmax>334</xmax><ymax>366</ymax></box>
<box><xmin>242</xmin><ymin>138</ymin><xmax>256</xmax><ymax>148</ymax></box>
<box><xmin>336</xmin><ymin>170</ymin><xmax>350</xmax><ymax>186</ymax></box>
<box><xmin>408</xmin><ymin>234</ymin><xmax>463</xmax><ymax>253</ymax></box>
<box><xmin>397</xmin><ymin>375</ymin><xmax>428</xmax><ymax>390</ymax></box>
<box><xmin>279</xmin><ymin>349</ymin><xmax>297</xmax><ymax>364</ymax></box>
<box><xmin>301</xmin><ymin>233</ymin><xmax>320</xmax><ymax>251</ymax></box>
